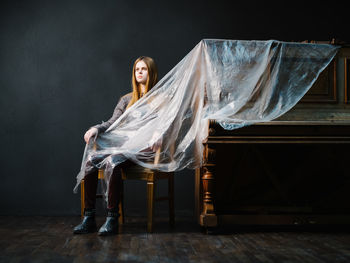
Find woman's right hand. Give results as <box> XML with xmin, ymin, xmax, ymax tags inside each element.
<box><xmin>84</xmin><ymin>127</ymin><xmax>98</xmax><ymax>144</ymax></box>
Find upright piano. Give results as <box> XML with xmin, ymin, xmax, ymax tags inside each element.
<box><xmin>195</xmin><ymin>41</ymin><xmax>350</xmax><ymax>230</ymax></box>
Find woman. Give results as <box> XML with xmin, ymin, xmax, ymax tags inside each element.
<box><xmin>73</xmin><ymin>56</ymin><xmax>159</xmax><ymax>235</ymax></box>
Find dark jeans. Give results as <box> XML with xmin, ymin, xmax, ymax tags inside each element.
<box><xmin>84</xmin><ymin>160</ymin><xmax>134</xmax><ymax>210</ymax></box>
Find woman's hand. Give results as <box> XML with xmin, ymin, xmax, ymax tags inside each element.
<box><xmin>84</xmin><ymin>127</ymin><xmax>98</xmax><ymax>144</ymax></box>
<box><xmin>151</xmin><ymin>137</ymin><xmax>163</xmax><ymax>152</ymax></box>
<box><xmin>150</xmin><ymin>131</ymin><xmax>163</xmax><ymax>152</ymax></box>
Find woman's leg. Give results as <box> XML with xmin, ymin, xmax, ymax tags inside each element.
<box><xmin>107</xmin><ymin>167</ymin><xmax>122</xmax><ymax>210</ymax></box>
<box><xmin>98</xmin><ymin>160</ymin><xmax>135</xmax><ymax>236</ymax></box>
<box><xmin>84</xmin><ymin>168</ymin><xmax>99</xmax><ymax>209</ymax></box>
<box><xmin>73</xmin><ymin>165</ymin><xmax>98</xmax><ymax>234</ymax></box>
<box><xmin>107</xmin><ymin>160</ymin><xmax>135</xmax><ymax>209</ymax></box>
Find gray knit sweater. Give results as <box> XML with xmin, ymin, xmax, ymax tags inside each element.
<box><xmin>92</xmin><ymin>92</ymin><xmax>132</xmax><ymax>133</ymax></box>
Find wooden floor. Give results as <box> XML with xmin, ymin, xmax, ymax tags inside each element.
<box><xmin>1</xmin><ymin>216</ymin><xmax>350</xmax><ymax>263</ymax></box>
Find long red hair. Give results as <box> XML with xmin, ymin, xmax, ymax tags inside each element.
<box><xmin>127</xmin><ymin>56</ymin><xmax>158</xmax><ymax>108</ymax></box>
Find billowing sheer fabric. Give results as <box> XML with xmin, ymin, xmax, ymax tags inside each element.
<box><xmin>73</xmin><ymin>39</ymin><xmax>339</xmax><ymax>196</ymax></box>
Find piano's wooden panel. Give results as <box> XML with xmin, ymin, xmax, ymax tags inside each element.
<box><xmin>196</xmin><ymin>43</ymin><xmax>350</xmax><ymax>229</ymax></box>
<box><xmin>345</xmin><ymin>57</ymin><xmax>350</xmax><ymax>103</ymax></box>
<box><xmin>301</xmin><ymin>59</ymin><xmax>336</xmax><ymax>103</ymax></box>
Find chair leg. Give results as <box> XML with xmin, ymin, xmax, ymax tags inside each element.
<box><xmin>169</xmin><ymin>173</ymin><xmax>175</xmax><ymax>227</ymax></box>
<box><xmin>118</xmin><ymin>201</ymin><xmax>124</xmax><ymax>225</ymax></box>
<box><xmin>147</xmin><ymin>180</ymin><xmax>155</xmax><ymax>233</ymax></box>
<box><xmin>118</xmin><ymin>180</ymin><xmax>124</xmax><ymax>225</ymax></box>
<box><xmin>80</xmin><ymin>179</ymin><xmax>85</xmax><ymax>218</ymax></box>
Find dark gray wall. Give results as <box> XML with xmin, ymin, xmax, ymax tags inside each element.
<box><xmin>0</xmin><ymin>0</ymin><xmax>348</xmax><ymax>216</ymax></box>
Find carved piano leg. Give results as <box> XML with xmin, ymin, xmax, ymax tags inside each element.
<box><xmin>200</xmin><ymin>145</ymin><xmax>217</xmax><ymax>231</ymax></box>
<box><xmin>200</xmin><ymin>167</ymin><xmax>218</xmax><ymax>229</ymax></box>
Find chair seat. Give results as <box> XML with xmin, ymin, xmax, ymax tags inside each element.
<box><xmin>121</xmin><ymin>165</ymin><xmax>172</xmax><ymax>181</ymax></box>
<box><xmin>122</xmin><ymin>165</ymin><xmax>154</xmax><ymax>175</ymax></box>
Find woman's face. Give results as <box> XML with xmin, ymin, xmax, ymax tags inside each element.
<box><xmin>135</xmin><ymin>60</ymin><xmax>148</xmax><ymax>85</ymax></box>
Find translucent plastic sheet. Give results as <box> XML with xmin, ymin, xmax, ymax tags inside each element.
<box><xmin>73</xmin><ymin>39</ymin><xmax>339</xmax><ymax>195</ymax></box>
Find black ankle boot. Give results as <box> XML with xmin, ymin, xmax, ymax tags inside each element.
<box><xmin>73</xmin><ymin>209</ymin><xmax>97</xmax><ymax>234</ymax></box>
<box><xmin>98</xmin><ymin>209</ymin><xmax>119</xmax><ymax>236</ymax></box>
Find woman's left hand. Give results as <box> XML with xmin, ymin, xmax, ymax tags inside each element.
<box><xmin>150</xmin><ymin>132</ymin><xmax>163</xmax><ymax>152</ymax></box>
<box><xmin>151</xmin><ymin>137</ymin><xmax>162</xmax><ymax>152</ymax></box>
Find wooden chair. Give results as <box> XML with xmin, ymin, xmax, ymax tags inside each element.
<box><xmin>80</xmin><ymin>147</ymin><xmax>175</xmax><ymax>233</ymax></box>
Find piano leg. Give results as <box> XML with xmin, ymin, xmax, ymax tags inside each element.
<box><xmin>200</xmin><ymin>145</ymin><xmax>218</xmax><ymax>230</ymax></box>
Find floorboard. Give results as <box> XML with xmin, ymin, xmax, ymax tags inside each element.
<box><xmin>0</xmin><ymin>216</ymin><xmax>350</xmax><ymax>263</ymax></box>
